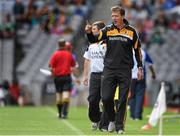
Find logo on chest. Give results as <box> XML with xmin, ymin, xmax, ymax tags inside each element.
<box><xmin>91</xmin><ymin>51</ymin><xmax>104</xmax><ymax>59</ymax></box>
<box><xmin>109</xmin><ymin>36</ymin><xmax>128</xmax><ymax>42</ymax></box>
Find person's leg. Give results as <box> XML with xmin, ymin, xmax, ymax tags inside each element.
<box><xmin>56</xmin><ymin>93</ymin><xmax>62</xmax><ymax>118</ymax></box>
<box><xmin>115</xmin><ymin>69</ymin><xmax>131</xmax><ymax>132</ymax></box>
<box><xmin>88</xmin><ymin>73</ymin><xmax>101</xmax><ymax>124</ymax></box>
<box><xmin>134</xmin><ymin>79</ymin><xmax>146</xmax><ymax>120</ymax></box>
<box><xmin>101</xmin><ymin>67</ymin><xmax>117</xmax><ymax>132</ymax></box>
<box><xmin>101</xmin><ymin>68</ymin><xmax>117</xmax><ymax>122</ymax></box>
<box><xmin>61</xmin><ymin>75</ymin><xmax>72</xmax><ymax>119</ymax></box>
<box><xmin>62</xmin><ymin>91</ymin><xmax>70</xmax><ymax>118</ymax></box>
<box><xmin>99</xmin><ymin>104</ymin><xmax>109</xmax><ymax>131</ymax></box>
<box><xmin>54</xmin><ymin>77</ymin><xmax>63</xmax><ymax>118</ymax></box>
<box><xmin>99</xmin><ymin>75</ymin><xmax>110</xmax><ymax>131</ymax></box>
<box><xmin>129</xmin><ymin>79</ymin><xmax>137</xmax><ymax>119</ymax></box>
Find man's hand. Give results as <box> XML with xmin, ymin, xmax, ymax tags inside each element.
<box><xmin>149</xmin><ymin>65</ymin><xmax>156</xmax><ymax>80</ymax></box>
<box><xmin>49</xmin><ymin>67</ymin><xmax>55</xmax><ymax>77</ymax></box>
<box><xmin>137</xmin><ymin>67</ymin><xmax>143</xmax><ymax>80</ymax></box>
<box><xmin>74</xmin><ymin>78</ymin><xmax>81</xmax><ymax>86</ymax></box>
<box><xmin>85</xmin><ymin>20</ymin><xmax>92</xmax><ymax>34</ymax></box>
<box><xmin>152</xmin><ymin>73</ymin><xmax>156</xmax><ymax>80</ymax></box>
<box><xmin>83</xmin><ymin>76</ymin><xmax>88</xmax><ymax>86</ymax></box>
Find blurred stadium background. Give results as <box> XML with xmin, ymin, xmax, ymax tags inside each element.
<box><xmin>0</xmin><ymin>0</ymin><xmax>179</xmax><ymax>110</ymax></box>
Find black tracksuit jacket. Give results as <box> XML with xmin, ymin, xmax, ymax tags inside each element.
<box><xmin>87</xmin><ymin>19</ymin><xmax>142</xmax><ymax>70</ymax></box>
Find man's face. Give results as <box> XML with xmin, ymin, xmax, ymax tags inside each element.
<box><xmin>92</xmin><ymin>25</ymin><xmax>99</xmax><ymax>35</ymax></box>
<box><xmin>16</xmin><ymin>0</ymin><xmax>21</xmax><ymax>3</ymax></box>
<box><xmin>111</xmin><ymin>11</ymin><xmax>123</xmax><ymax>27</ymax></box>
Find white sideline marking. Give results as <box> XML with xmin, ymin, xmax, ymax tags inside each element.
<box><xmin>146</xmin><ymin>114</ymin><xmax>180</xmax><ymax>118</ymax></box>
<box><xmin>47</xmin><ymin>107</ymin><xmax>86</xmax><ymax>136</ymax></box>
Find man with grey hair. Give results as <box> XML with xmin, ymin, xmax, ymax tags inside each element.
<box><xmin>85</xmin><ymin>6</ymin><xmax>143</xmax><ymax>134</ymax></box>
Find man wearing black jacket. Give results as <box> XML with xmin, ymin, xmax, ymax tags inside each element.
<box><xmin>85</xmin><ymin>6</ymin><xmax>143</xmax><ymax>134</ymax></box>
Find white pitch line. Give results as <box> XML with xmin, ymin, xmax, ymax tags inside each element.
<box><xmin>47</xmin><ymin>107</ymin><xmax>86</xmax><ymax>136</ymax></box>
<box><xmin>146</xmin><ymin>114</ymin><xmax>180</xmax><ymax>118</ymax></box>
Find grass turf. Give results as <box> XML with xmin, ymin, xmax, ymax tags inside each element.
<box><xmin>0</xmin><ymin>106</ymin><xmax>179</xmax><ymax>135</ymax></box>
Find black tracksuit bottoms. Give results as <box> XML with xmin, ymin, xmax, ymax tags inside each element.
<box><xmin>88</xmin><ymin>72</ymin><xmax>102</xmax><ymax>123</ymax></box>
<box><xmin>101</xmin><ymin>66</ymin><xmax>131</xmax><ymax>131</ymax></box>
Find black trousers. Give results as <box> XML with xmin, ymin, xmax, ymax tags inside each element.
<box><xmin>101</xmin><ymin>67</ymin><xmax>131</xmax><ymax>131</ymax></box>
<box><xmin>88</xmin><ymin>72</ymin><xmax>102</xmax><ymax>122</ymax></box>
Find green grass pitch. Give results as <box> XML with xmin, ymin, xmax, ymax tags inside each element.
<box><xmin>0</xmin><ymin>106</ymin><xmax>179</xmax><ymax>135</ymax></box>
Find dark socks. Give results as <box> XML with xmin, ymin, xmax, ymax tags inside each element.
<box><xmin>57</xmin><ymin>104</ymin><xmax>62</xmax><ymax>118</ymax></box>
<box><xmin>62</xmin><ymin>102</ymin><xmax>69</xmax><ymax>118</ymax></box>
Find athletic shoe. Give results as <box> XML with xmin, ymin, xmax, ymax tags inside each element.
<box><xmin>135</xmin><ymin>118</ymin><xmax>141</xmax><ymax>121</ymax></box>
<box><xmin>100</xmin><ymin>128</ymin><xmax>108</xmax><ymax>132</ymax></box>
<box><xmin>57</xmin><ymin>113</ymin><xmax>61</xmax><ymax>119</ymax></box>
<box><xmin>61</xmin><ymin>114</ymin><xmax>67</xmax><ymax>119</ymax></box>
<box><xmin>108</xmin><ymin>122</ymin><xmax>115</xmax><ymax>132</ymax></box>
<box><xmin>117</xmin><ymin>129</ymin><xmax>125</xmax><ymax>134</ymax></box>
<box><xmin>91</xmin><ymin>122</ymin><xmax>99</xmax><ymax>130</ymax></box>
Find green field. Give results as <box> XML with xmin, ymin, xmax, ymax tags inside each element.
<box><xmin>0</xmin><ymin>106</ymin><xmax>179</xmax><ymax>135</ymax></box>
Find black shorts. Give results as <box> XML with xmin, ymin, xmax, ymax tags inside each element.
<box><xmin>54</xmin><ymin>75</ymin><xmax>72</xmax><ymax>93</ymax></box>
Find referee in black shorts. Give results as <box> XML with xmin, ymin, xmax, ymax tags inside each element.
<box><xmin>85</xmin><ymin>6</ymin><xmax>143</xmax><ymax>134</ymax></box>
<box><xmin>49</xmin><ymin>39</ymin><xmax>76</xmax><ymax>119</ymax></box>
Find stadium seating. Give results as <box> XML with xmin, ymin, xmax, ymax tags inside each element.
<box><xmin>14</xmin><ymin>0</ymin><xmax>94</xmax><ymax>105</ymax></box>
<box><xmin>0</xmin><ymin>39</ymin><xmax>14</xmax><ymax>82</ymax></box>
<box><xmin>147</xmin><ymin>30</ymin><xmax>180</xmax><ymax>107</ymax></box>
<box><xmin>148</xmin><ymin>30</ymin><xmax>180</xmax><ymax>82</ymax></box>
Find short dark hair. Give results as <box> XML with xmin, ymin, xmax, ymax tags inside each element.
<box><xmin>58</xmin><ymin>38</ymin><xmax>65</xmax><ymax>48</ymax></box>
<box><xmin>111</xmin><ymin>6</ymin><xmax>125</xmax><ymax>16</ymax></box>
<box><xmin>92</xmin><ymin>21</ymin><xmax>106</xmax><ymax>30</ymax></box>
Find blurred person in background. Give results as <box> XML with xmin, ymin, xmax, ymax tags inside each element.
<box><xmin>154</xmin><ymin>10</ymin><xmax>169</xmax><ymax>28</ymax></box>
<box><xmin>65</xmin><ymin>41</ymin><xmax>80</xmax><ymax>87</ymax></box>
<box><xmin>9</xmin><ymin>79</ymin><xmax>20</xmax><ymax>105</ymax></box>
<box><xmin>129</xmin><ymin>48</ymin><xmax>156</xmax><ymax>120</ymax></box>
<box><xmin>65</xmin><ymin>41</ymin><xmax>79</xmax><ymax>69</ymax></box>
<box><xmin>18</xmin><ymin>85</ymin><xmax>32</xmax><ymax>106</ymax></box>
<box><xmin>168</xmin><ymin>13</ymin><xmax>180</xmax><ymax>30</ymax></box>
<box><xmin>85</xmin><ymin>6</ymin><xmax>143</xmax><ymax>134</ymax></box>
<box><xmin>83</xmin><ymin>21</ymin><xmax>109</xmax><ymax>131</ymax></box>
<box><xmin>0</xmin><ymin>80</ymin><xmax>10</xmax><ymax>105</ymax></box>
<box><xmin>24</xmin><ymin>0</ymin><xmax>38</xmax><ymax>29</ymax></box>
<box><xmin>64</xmin><ymin>41</ymin><xmax>81</xmax><ymax>113</ymax></box>
<box><xmin>0</xmin><ymin>84</ymin><xmax>6</xmax><ymax>107</ymax></box>
<box><xmin>144</xmin><ymin>16</ymin><xmax>154</xmax><ymax>33</ymax></box>
<box><xmin>135</xmin><ymin>19</ymin><xmax>148</xmax><ymax>45</ymax></box>
<box><xmin>13</xmin><ymin>0</ymin><xmax>25</xmax><ymax>29</ymax></box>
<box><xmin>0</xmin><ymin>89</ymin><xmax>5</xmax><ymax>106</ymax></box>
<box><xmin>49</xmin><ymin>38</ymin><xmax>76</xmax><ymax>119</ymax></box>
<box><xmin>0</xmin><ymin>14</ymin><xmax>14</xmax><ymax>39</ymax></box>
